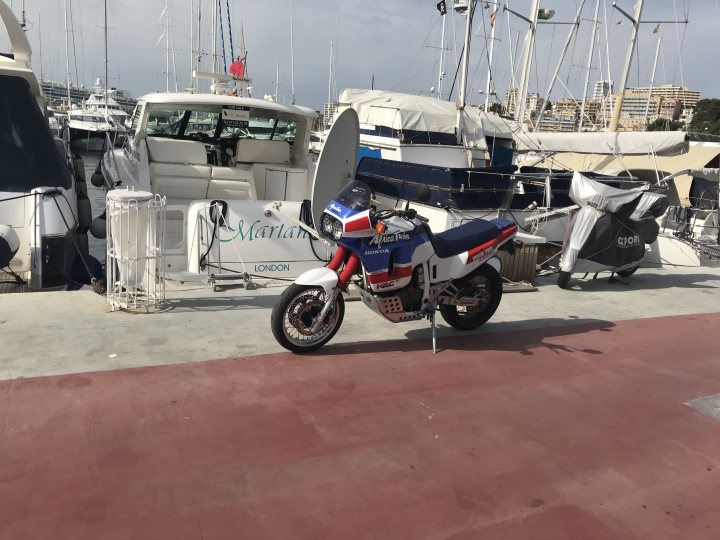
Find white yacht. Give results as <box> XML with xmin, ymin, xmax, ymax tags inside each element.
<box><xmin>101</xmin><ymin>92</ymin><xmax>336</xmax><ymax>282</ymax></box>
<box><xmin>67</xmin><ymin>108</ymin><xmax>117</xmax><ymax>150</ymax></box>
<box><xmin>84</xmin><ymin>92</ymin><xmax>130</xmax><ymax>144</ymax></box>
<box><xmin>0</xmin><ymin>1</ymin><xmax>95</xmax><ymax>290</ymax></box>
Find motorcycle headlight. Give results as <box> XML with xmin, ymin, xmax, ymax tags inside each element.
<box><xmin>332</xmin><ymin>219</ymin><xmax>344</xmax><ymax>241</ymax></box>
<box><xmin>321</xmin><ymin>213</ymin><xmax>333</xmax><ymax>235</ymax></box>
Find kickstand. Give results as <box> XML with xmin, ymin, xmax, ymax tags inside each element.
<box><xmin>430</xmin><ymin>306</ymin><xmax>437</xmax><ymax>355</ymax></box>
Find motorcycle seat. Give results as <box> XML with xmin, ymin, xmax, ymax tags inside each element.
<box><xmin>424</xmin><ymin>218</ymin><xmax>515</xmax><ymax>259</ymax></box>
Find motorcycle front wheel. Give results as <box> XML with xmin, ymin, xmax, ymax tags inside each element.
<box><xmin>440</xmin><ymin>264</ymin><xmax>502</xmax><ymax>331</ymax></box>
<box><xmin>271</xmin><ymin>284</ymin><xmax>345</xmax><ymax>353</ymax></box>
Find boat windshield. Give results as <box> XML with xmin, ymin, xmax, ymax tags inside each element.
<box><xmin>0</xmin><ymin>75</ymin><xmax>72</xmax><ymax>192</ymax></box>
<box><xmin>335</xmin><ymin>180</ymin><xmax>371</xmax><ymax>212</ymax></box>
<box><xmin>144</xmin><ymin>105</ymin><xmax>298</xmax><ymax>146</ymax></box>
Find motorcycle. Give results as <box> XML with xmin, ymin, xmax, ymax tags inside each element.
<box><xmin>557</xmin><ymin>171</ymin><xmax>669</xmax><ymax>289</ymax></box>
<box><xmin>270</xmin><ymin>179</ymin><xmax>518</xmax><ymax>353</ymax></box>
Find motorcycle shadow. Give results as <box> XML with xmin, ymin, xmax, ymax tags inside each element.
<box><xmin>313</xmin><ymin>317</ymin><xmax>616</xmax><ymax>357</ymax></box>
<box><xmin>537</xmin><ymin>271</ymin><xmax>720</xmax><ymax>293</ymax></box>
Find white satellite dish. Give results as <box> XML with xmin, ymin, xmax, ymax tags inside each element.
<box><xmin>310</xmin><ymin>108</ymin><xmax>359</xmax><ymax>228</ymax></box>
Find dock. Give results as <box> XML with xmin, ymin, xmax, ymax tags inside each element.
<box><xmin>1</xmin><ymin>266</ymin><xmax>720</xmax><ymax>538</ymax></box>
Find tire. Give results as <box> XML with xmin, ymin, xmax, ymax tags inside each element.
<box><xmin>271</xmin><ymin>284</ymin><xmax>345</xmax><ymax>353</ymax></box>
<box><xmin>616</xmin><ymin>265</ymin><xmax>639</xmax><ymax>278</ymax></box>
<box><xmin>440</xmin><ymin>264</ymin><xmax>502</xmax><ymax>331</ymax></box>
<box><xmin>557</xmin><ymin>271</ymin><xmax>572</xmax><ymax>289</ymax></box>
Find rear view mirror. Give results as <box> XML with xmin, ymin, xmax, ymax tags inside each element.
<box><xmin>416</xmin><ymin>183</ymin><xmax>431</xmax><ymax>203</ymax></box>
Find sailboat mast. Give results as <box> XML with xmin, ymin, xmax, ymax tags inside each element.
<box><xmin>290</xmin><ymin>0</ymin><xmax>296</xmax><ymax>104</ymax></box>
<box><xmin>456</xmin><ymin>0</ymin><xmax>474</xmax><ymax>145</ymax></box>
<box><xmin>165</xmin><ymin>0</ymin><xmax>170</xmax><ymax>92</ymax></box>
<box><xmin>190</xmin><ymin>0</ymin><xmax>194</xmax><ymax>89</ymax></box>
<box><xmin>104</xmin><ymin>0</ymin><xmax>108</xmax><ymax>116</ymax></box>
<box><xmin>608</xmin><ymin>0</ymin><xmax>644</xmax><ymax>132</ymax></box>
<box><xmin>38</xmin><ymin>12</ymin><xmax>43</xmax><ymax>81</ymax></box>
<box><xmin>63</xmin><ymin>0</ymin><xmax>71</xmax><ymax>108</ymax></box>
<box><xmin>578</xmin><ymin>0</ymin><xmax>601</xmax><ymax>132</ymax></box>
<box><xmin>515</xmin><ymin>0</ymin><xmax>540</xmax><ymax>124</ymax></box>
<box><xmin>438</xmin><ymin>9</ymin><xmax>446</xmax><ymax>99</ymax></box>
<box><xmin>484</xmin><ymin>4</ymin><xmax>497</xmax><ymax>111</ymax></box>
<box><xmin>327</xmin><ymin>41</ymin><xmax>334</xmax><ymax>103</ymax></box>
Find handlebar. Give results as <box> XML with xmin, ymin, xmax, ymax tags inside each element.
<box><xmin>373</xmin><ymin>208</ymin><xmax>429</xmax><ymax>224</ymax></box>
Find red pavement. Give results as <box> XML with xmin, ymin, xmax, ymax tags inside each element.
<box><xmin>2</xmin><ymin>313</ymin><xmax>720</xmax><ymax>539</ymax></box>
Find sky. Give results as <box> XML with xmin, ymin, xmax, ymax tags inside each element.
<box><xmin>3</xmin><ymin>0</ymin><xmax>720</xmax><ymax>111</ymax></box>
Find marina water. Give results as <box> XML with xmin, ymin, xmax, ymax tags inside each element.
<box><xmin>79</xmin><ymin>148</ymin><xmax>107</xmax><ymax>262</ymax></box>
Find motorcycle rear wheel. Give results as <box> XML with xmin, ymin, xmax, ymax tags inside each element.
<box><xmin>271</xmin><ymin>284</ymin><xmax>345</xmax><ymax>353</ymax></box>
<box><xmin>440</xmin><ymin>265</ymin><xmax>502</xmax><ymax>331</ymax></box>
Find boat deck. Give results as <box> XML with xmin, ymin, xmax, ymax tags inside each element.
<box><xmin>1</xmin><ymin>267</ymin><xmax>720</xmax><ymax>538</ymax></box>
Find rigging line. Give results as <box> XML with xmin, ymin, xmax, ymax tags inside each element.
<box><xmin>68</xmin><ymin>0</ymin><xmax>79</xmax><ymax>88</ymax></box>
<box><xmin>671</xmin><ymin>0</ymin><xmax>688</xmax><ymax>88</ymax></box>
<box><xmin>225</xmin><ymin>0</ymin><xmax>234</xmax><ymax>60</ymax></box>
<box><xmin>394</xmin><ymin>16</ymin><xmax>441</xmax><ymax>90</ymax></box>
<box><xmin>218</xmin><ymin>0</ymin><xmax>227</xmax><ymax>73</ymax></box>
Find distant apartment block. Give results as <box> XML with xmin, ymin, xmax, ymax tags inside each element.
<box><xmin>505</xmin><ymin>89</ymin><xmax>546</xmax><ymax>121</ymax></box>
<box><xmin>592</xmin><ymin>80</ymin><xmax>614</xmax><ymax>101</ymax></box>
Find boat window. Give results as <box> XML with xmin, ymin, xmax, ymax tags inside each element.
<box><xmin>0</xmin><ymin>75</ymin><xmax>72</xmax><ymax>192</ymax></box>
<box><xmin>144</xmin><ymin>105</ymin><xmax>298</xmax><ymax>146</ymax></box>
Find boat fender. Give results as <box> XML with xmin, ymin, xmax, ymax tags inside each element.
<box><xmin>90</xmin><ymin>214</ymin><xmax>107</xmax><ymax>239</ymax></box>
<box><xmin>77</xmin><ymin>196</ymin><xmax>92</xmax><ymax>228</ymax></box>
<box><xmin>73</xmin><ymin>156</ymin><xmax>86</xmax><ymax>183</ymax></box>
<box><xmin>0</xmin><ymin>224</ymin><xmax>20</xmax><ymax>268</ymax></box>
<box><xmin>91</xmin><ymin>163</ymin><xmax>106</xmax><ymax>187</ymax></box>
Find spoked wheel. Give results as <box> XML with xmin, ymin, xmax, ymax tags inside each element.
<box><xmin>440</xmin><ymin>264</ymin><xmax>502</xmax><ymax>331</ymax></box>
<box><xmin>271</xmin><ymin>284</ymin><xmax>345</xmax><ymax>353</ymax></box>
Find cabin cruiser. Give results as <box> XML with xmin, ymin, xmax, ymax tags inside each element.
<box><xmin>68</xmin><ymin>108</ymin><xmax>117</xmax><ymax>150</ymax></box>
<box><xmin>0</xmin><ymin>1</ymin><xmax>94</xmax><ymax>290</ymax></box>
<box><xmin>84</xmin><ymin>93</ymin><xmax>129</xmax><ymax>145</ymax></box>
<box><xmin>101</xmin><ymin>92</ymin><xmax>335</xmax><ymax>283</ymax></box>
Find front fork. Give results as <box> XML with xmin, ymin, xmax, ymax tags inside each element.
<box><xmin>310</xmin><ymin>246</ymin><xmax>360</xmax><ymax>333</ymax></box>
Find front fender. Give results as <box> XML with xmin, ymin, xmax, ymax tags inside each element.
<box><xmin>295</xmin><ymin>267</ymin><xmax>339</xmax><ymax>296</ymax></box>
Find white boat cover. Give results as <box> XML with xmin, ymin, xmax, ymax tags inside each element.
<box><xmin>338</xmin><ymin>89</ymin><xmax>515</xmax><ymax>145</ymax></box>
<box><xmin>516</xmin><ymin>131</ymin><xmax>688</xmax><ymax>156</ymax></box>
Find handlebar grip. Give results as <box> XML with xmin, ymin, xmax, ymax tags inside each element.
<box><xmin>416</xmin><ymin>214</ymin><xmax>429</xmax><ymax>223</ymax></box>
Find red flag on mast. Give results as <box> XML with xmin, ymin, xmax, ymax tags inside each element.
<box><xmin>230</xmin><ymin>57</ymin><xmax>246</xmax><ymax>79</ymax></box>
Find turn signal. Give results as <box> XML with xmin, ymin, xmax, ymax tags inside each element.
<box><xmin>375</xmin><ymin>222</ymin><xmax>387</xmax><ymax>233</ymax></box>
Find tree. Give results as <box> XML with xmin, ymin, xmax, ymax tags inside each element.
<box><xmin>646</xmin><ymin>118</ymin><xmax>683</xmax><ymax>131</ymax></box>
<box><xmin>689</xmin><ymin>99</ymin><xmax>720</xmax><ymax>135</ymax></box>
<box><xmin>487</xmin><ymin>102</ymin><xmax>505</xmax><ymax>116</ymax></box>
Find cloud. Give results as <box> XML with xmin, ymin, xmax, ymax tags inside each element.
<box><xmin>4</xmin><ymin>0</ymin><xmax>717</xmax><ymax>111</ymax></box>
